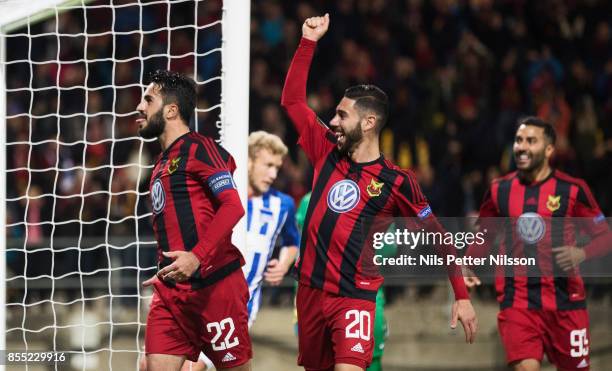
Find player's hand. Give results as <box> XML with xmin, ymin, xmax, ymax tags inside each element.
<box><xmin>264</xmin><ymin>259</ymin><xmax>289</xmax><ymax>286</ymax></box>
<box><xmin>302</xmin><ymin>13</ymin><xmax>329</xmax><ymax>42</ymax></box>
<box><xmin>462</xmin><ymin>267</ymin><xmax>481</xmax><ymax>289</ymax></box>
<box><xmin>552</xmin><ymin>246</ymin><xmax>585</xmax><ymax>272</ymax></box>
<box><xmin>451</xmin><ymin>299</ymin><xmax>477</xmax><ymax>344</ymax></box>
<box><xmin>142</xmin><ymin>275</ymin><xmax>159</xmax><ymax>287</ymax></box>
<box><xmin>158</xmin><ymin>251</ymin><xmax>201</xmax><ymax>283</ymax></box>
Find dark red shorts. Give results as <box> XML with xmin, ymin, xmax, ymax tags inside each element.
<box><xmin>296</xmin><ymin>283</ymin><xmax>376</xmax><ymax>370</ymax></box>
<box><xmin>145</xmin><ymin>269</ymin><xmax>252</xmax><ymax>368</ymax></box>
<box><xmin>498</xmin><ymin>307</ymin><xmax>590</xmax><ymax>370</ymax></box>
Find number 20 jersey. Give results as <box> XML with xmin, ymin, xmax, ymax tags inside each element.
<box><xmin>294</xmin><ymin>125</ymin><xmax>431</xmax><ymax>302</ymax></box>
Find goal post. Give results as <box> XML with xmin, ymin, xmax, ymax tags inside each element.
<box><xmin>0</xmin><ymin>0</ymin><xmax>250</xmax><ymax>367</ymax></box>
<box><xmin>1</xmin><ymin>27</ymin><xmax>6</xmax><ymax>357</ymax></box>
<box><xmin>221</xmin><ymin>0</ymin><xmax>250</xmax><ymax>251</ymax></box>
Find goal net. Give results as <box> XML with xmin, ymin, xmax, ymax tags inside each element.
<box><xmin>0</xmin><ymin>0</ymin><xmax>249</xmax><ymax>369</ymax></box>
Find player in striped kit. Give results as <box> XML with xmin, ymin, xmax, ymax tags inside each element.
<box><xmin>136</xmin><ymin>70</ymin><xmax>251</xmax><ymax>371</ymax></box>
<box><xmin>186</xmin><ymin>131</ymin><xmax>299</xmax><ymax>371</ymax></box>
<box><xmin>464</xmin><ymin>117</ymin><xmax>612</xmax><ymax>371</ymax></box>
<box><xmin>282</xmin><ymin>14</ymin><xmax>477</xmax><ymax>371</ymax></box>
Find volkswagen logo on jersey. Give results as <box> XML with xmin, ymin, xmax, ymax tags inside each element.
<box><xmin>151</xmin><ymin>179</ymin><xmax>166</xmax><ymax>214</ymax></box>
<box><xmin>517</xmin><ymin>212</ymin><xmax>546</xmax><ymax>244</ymax></box>
<box><xmin>327</xmin><ymin>179</ymin><xmax>360</xmax><ymax>213</ymax></box>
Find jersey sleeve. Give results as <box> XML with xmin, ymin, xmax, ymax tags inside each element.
<box><xmin>464</xmin><ymin>187</ymin><xmax>499</xmax><ymax>262</ymax></box>
<box><xmin>478</xmin><ymin>188</ymin><xmax>499</xmax><ymax>217</ymax></box>
<box><xmin>574</xmin><ymin>180</ymin><xmax>605</xmax><ymax>220</ymax></box>
<box><xmin>279</xmin><ymin>195</ymin><xmax>300</xmax><ymax>247</ymax></box>
<box><xmin>192</xmin><ymin>142</ymin><xmax>238</xmax><ymax>198</ymax></box>
<box><xmin>281</xmin><ymin>37</ymin><xmax>336</xmax><ymax>165</ymax></box>
<box><xmin>189</xmin><ymin>142</ymin><xmax>244</xmax><ymax>265</ymax></box>
<box><xmin>395</xmin><ymin>170</ymin><xmax>469</xmax><ymax>300</ymax></box>
<box><xmin>395</xmin><ymin>170</ymin><xmax>432</xmax><ymax>219</ymax></box>
<box><xmin>574</xmin><ymin>180</ymin><xmax>611</xmax><ymax>259</ymax></box>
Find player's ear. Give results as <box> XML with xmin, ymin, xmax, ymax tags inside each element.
<box><xmin>165</xmin><ymin>103</ymin><xmax>179</xmax><ymax>120</ymax></box>
<box><xmin>364</xmin><ymin>114</ymin><xmax>377</xmax><ymax>132</ymax></box>
<box><xmin>545</xmin><ymin>142</ymin><xmax>555</xmax><ymax>158</ymax></box>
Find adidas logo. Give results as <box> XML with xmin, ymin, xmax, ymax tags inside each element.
<box><xmin>351</xmin><ymin>343</ymin><xmax>364</xmax><ymax>353</ymax></box>
<box><xmin>222</xmin><ymin>352</ymin><xmax>237</xmax><ymax>362</ymax></box>
<box><xmin>577</xmin><ymin>359</ymin><xmax>588</xmax><ymax>368</ymax></box>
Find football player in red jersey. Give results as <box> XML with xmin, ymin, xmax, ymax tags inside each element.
<box><xmin>465</xmin><ymin>117</ymin><xmax>611</xmax><ymax>371</ymax></box>
<box><xmin>137</xmin><ymin>70</ymin><xmax>252</xmax><ymax>371</ymax></box>
<box><xmin>282</xmin><ymin>14</ymin><xmax>477</xmax><ymax>371</ymax></box>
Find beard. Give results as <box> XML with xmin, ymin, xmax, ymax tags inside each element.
<box><xmin>337</xmin><ymin>124</ymin><xmax>364</xmax><ymax>155</ymax></box>
<box><xmin>138</xmin><ymin>109</ymin><xmax>165</xmax><ymax>139</ymax></box>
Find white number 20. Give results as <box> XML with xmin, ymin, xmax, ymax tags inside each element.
<box><xmin>570</xmin><ymin>328</ymin><xmax>589</xmax><ymax>358</ymax></box>
<box><xmin>345</xmin><ymin>310</ymin><xmax>371</xmax><ymax>341</ymax></box>
<box><xmin>207</xmin><ymin>317</ymin><xmax>239</xmax><ymax>351</ymax></box>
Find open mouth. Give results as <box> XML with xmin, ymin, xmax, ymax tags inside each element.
<box><xmin>516</xmin><ymin>153</ymin><xmax>530</xmax><ymax>164</ymax></box>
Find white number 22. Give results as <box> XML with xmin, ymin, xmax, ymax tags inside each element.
<box><xmin>207</xmin><ymin>317</ymin><xmax>239</xmax><ymax>351</ymax></box>
<box><xmin>345</xmin><ymin>310</ymin><xmax>371</xmax><ymax>341</ymax></box>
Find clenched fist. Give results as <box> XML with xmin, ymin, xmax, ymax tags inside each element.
<box><xmin>302</xmin><ymin>13</ymin><xmax>330</xmax><ymax>42</ymax></box>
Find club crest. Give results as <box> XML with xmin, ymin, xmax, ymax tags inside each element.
<box><xmin>168</xmin><ymin>156</ymin><xmax>181</xmax><ymax>175</ymax></box>
<box><xmin>366</xmin><ymin>178</ymin><xmax>384</xmax><ymax>197</ymax></box>
<box><xmin>546</xmin><ymin>194</ymin><xmax>560</xmax><ymax>212</ymax></box>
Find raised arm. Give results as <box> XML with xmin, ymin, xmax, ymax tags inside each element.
<box><xmin>281</xmin><ymin>14</ymin><xmax>335</xmax><ymax>164</ymax></box>
<box><xmin>281</xmin><ymin>13</ymin><xmax>329</xmax><ymax>107</ymax></box>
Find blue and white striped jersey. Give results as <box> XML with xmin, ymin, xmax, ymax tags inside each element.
<box><xmin>242</xmin><ymin>188</ymin><xmax>299</xmax><ymax>326</ymax></box>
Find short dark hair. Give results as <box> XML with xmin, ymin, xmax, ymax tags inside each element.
<box><xmin>344</xmin><ymin>84</ymin><xmax>389</xmax><ymax>132</ymax></box>
<box><xmin>149</xmin><ymin>70</ymin><xmax>197</xmax><ymax>124</ymax></box>
<box><xmin>517</xmin><ymin>116</ymin><xmax>557</xmax><ymax>145</ymax></box>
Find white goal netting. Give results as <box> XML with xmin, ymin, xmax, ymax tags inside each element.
<box><xmin>1</xmin><ymin>0</ymin><xmax>240</xmax><ymax>369</ymax></box>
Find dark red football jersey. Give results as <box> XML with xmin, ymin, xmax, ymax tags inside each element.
<box><xmin>149</xmin><ymin>131</ymin><xmax>244</xmax><ymax>289</ymax></box>
<box><xmin>478</xmin><ymin>170</ymin><xmax>608</xmax><ymax>310</ymax></box>
<box><xmin>282</xmin><ymin>38</ymin><xmax>468</xmax><ymax>301</ymax></box>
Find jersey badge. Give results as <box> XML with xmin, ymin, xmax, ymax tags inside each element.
<box><xmin>546</xmin><ymin>194</ymin><xmax>561</xmax><ymax>212</ymax></box>
<box><xmin>168</xmin><ymin>156</ymin><xmax>181</xmax><ymax>175</ymax></box>
<box><xmin>417</xmin><ymin>205</ymin><xmax>432</xmax><ymax>219</ymax></box>
<box><xmin>327</xmin><ymin>179</ymin><xmax>360</xmax><ymax>213</ymax></box>
<box><xmin>151</xmin><ymin>178</ymin><xmax>166</xmax><ymax>214</ymax></box>
<box><xmin>366</xmin><ymin>178</ymin><xmax>384</xmax><ymax>197</ymax></box>
<box><xmin>517</xmin><ymin>212</ymin><xmax>546</xmax><ymax>244</ymax></box>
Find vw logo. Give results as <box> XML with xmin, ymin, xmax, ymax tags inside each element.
<box><xmin>327</xmin><ymin>180</ymin><xmax>360</xmax><ymax>213</ymax></box>
<box><xmin>151</xmin><ymin>179</ymin><xmax>166</xmax><ymax>214</ymax></box>
<box><xmin>516</xmin><ymin>212</ymin><xmax>545</xmax><ymax>244</ymax></box>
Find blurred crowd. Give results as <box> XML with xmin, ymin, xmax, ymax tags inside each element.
<box><xmin>3</xmin><ymin>0</ymin><xmax>612</xmax><ymax>301</ymax></box>
<box><xmin>250</xmin><ymin>0</ymin><xmax>612</xmax><ymax>217</ymax></box>
<box><xmin>4</xmin><ymin>0</ymin><xmax>222</xmax><ymax>301</ymax></box>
